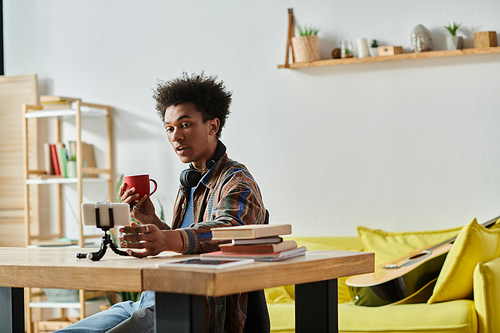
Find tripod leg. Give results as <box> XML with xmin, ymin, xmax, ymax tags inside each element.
<box><xmin>76</xmin><ymin>231</ymin><xmax>129</xmax><ymax>261</ymax></box>
<box><xmin>109</xmin><ymin>239</ymin><xmax>130</xmax><ymax>257</ymax></box>
<box><xmin>87</xmin><ymin>238</ymin><xmax>108</xmax><ymax>261</ymax></box>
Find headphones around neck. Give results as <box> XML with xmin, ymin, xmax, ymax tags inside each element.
<box><xmin>179</xmin><ymin>141</ymin><xmax>227</xmax><ymax>188</ymax></box>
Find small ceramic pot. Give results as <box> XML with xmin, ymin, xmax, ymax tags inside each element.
<box><xmin>446</xmin><ymin>36</ymin><xmax>464</xmax><ymax>50</ymax></box>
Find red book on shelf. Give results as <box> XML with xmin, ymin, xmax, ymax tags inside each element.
<box><xmin>50</xmin><ymin>144</ymin><xmax>61</xmax><ymax>176</ymax></box>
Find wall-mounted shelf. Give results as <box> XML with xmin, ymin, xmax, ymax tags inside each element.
<box><xmin>26</xmin><ymin>177</ymin><xmax>108</xmax><ymax>185</ymax></box>
<box><xmin>279</xmin><ymin>9</ymin><xmax>500</xmax><ymax>70</ymax></box>
<box><xmin>278</xmin><ymin>47</ymin><xmax>500</xmax><ymax>69</ymax></box>
<box><xmin>24</xmin><ymin>107</ymin><xmax>108</xmax><ymax>118</ymax></box>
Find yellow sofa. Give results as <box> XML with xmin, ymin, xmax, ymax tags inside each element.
<box><xmin>266</xmin><ymin>220</ymin><xmax>500</xmax><ymax>333</ymax></box>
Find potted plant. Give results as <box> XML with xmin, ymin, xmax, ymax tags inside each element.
<box><xmin>369</xmin><ymin>40</ymin><xmax>379</xmax><ymax>57</ymax></box>
<box><xmin>445</xmin><ymin>22</ymin><xmax>464</xmax><ymax>50</ymax></box>
<box><xmin>291</xmin><ymin>25</ymin><xmax>321</xmax><ymax>62</ymax></box>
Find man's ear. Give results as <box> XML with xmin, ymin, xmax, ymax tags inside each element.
<box><xmin>209</xmin><ymin>118</ymin><xmax>220</xmax><ymax>136</ymax></box>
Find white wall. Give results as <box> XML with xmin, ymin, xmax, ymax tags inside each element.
<box><xmin>5</xmin><ymin>0</ymin><xmax>500</xmax><ymax>237</ymax></box>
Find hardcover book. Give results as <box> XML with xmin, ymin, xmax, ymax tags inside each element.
<box><xmin>55</xmin><ymin>142</ymin><xmax>66</xmax><ymax>177</ymax></box>
<box><xmin>220</xmin><ymin>240</ymin><xmax>297</xmax><ymax>254</ymax></box>
<box><xmin>40</xmin><ymin>95</ymin><xmax>74</xmax><ymax>103</ymax></box>
<box><xmin>201</xmin><ymin>246</ymin><xmax>307</xmax><ymax>262</ymax></box>
<box><xmin>231</xmin><ymin>236</ymin><xmax>283</xmax><ymax>246</ymax></box>
<box><xmin>43</xmin><ymin>143</ymin><xmax>54</xmax><ymax>175</ymax></box>
<box><xmin>211</xmin><ymin>224</ymin><xmax>292</xmax><ymax>240</ymax></box>
<box><xmin>50</xmin><ymin>144</ymin><xmax>61</xmax><ymax>176</ymax></box>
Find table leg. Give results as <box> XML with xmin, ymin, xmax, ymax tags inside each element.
<box><xmin>295</xmin><ymin>279</ymin><xmax>338</xmax><ymax>333</ymax></box>
<box><xmin>154</xmin><ymin>292</ymin><xmax>205</xmax><ymax>333</ymax></box>
<box><xmin>0</xmin><ymin>287</ymin><xmax>25</xmax><ymax>333</ymax></box>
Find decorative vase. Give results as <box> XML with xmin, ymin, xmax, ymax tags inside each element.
<box><xmin>446</xmin><ymin>36</ymin><xmax>464</xmax><ymax>50</ymax></box>
<box><xmin>340</xmin><ymin>40</ymin><xmax>354</xmax><ymax>58</ymax></box>
<box><xmin>291</xmin><ymin>35</ymin><xmax>321</xmax><ymax>62</ymax></box>
<box><xmin>357</xmin><ymin>38</ymin><xmax>370</xmax><ymax>58</ymax></box>
<box><xmin>411</xmin><ymin>24</ymin><xmax>432</xmax><ymax>52</ymax></box>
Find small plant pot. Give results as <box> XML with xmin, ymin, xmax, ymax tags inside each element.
<box><xmin>369</xmin><ymin>47</ymin><xmax>379</xmax><ymax>57</ymax></box>
<box><xmin>446</xmin><ymin>36</ymin><xmax>464</xmax><ymax>50</ymax></box>
<box><xmin>291</xmin><ymin>35</ymin><xmax>321</xmax><ymax>62</ymax></box>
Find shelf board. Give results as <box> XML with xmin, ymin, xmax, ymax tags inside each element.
<box><xmin>25</xmin><ymin>107</ymin><xmax>107</xmax><ymax>118</ymax></box>
<box><xmin>28</xmin><ymin>238</ymin><xmax>100</xmax><ymax>247</ymax></box>
<box><xmin>278</xmin><ymin>47</ymin><xmax>500</xmax><ymax>69</ymax></box>
<box><xmin>26</xmin><ymin>177</ymin><xmax>108</xmax><ymax>185</ymax></box>
<box><xmin>29</xmin><ymin>298</ymin><xmax>107</xmax><ymax>309</ymax></box>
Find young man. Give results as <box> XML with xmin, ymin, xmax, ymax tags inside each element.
<box><xmin>58</xmin><ymin>73</ymin><xmax>268</xmax><ymax>332</ymax></box>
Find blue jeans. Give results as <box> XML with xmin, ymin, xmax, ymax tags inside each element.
<box><xmin>55</xmin><ymin>291</ymin><xmax>155</xmax><ymax>333</ymax></box>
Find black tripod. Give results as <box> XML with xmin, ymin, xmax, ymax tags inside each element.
<box><xmin>76</xmin><ymin>204</ymin><xmax>129</xmax><ymax>261</ymax></box>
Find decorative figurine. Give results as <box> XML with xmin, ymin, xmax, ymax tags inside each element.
<box><xmin>331</xmin><ymin>47</ymin><xmax>341</xmax><ymax>59</ymax></box>
<box><xmin>411</xmin><ymin>24</ymin><xmax>432</xmax><ymax>52</ymax></box>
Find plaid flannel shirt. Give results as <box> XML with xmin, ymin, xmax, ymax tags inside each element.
<box><xmin>165</xmin><ymin>153</ymin><xmax>266</xmax><ymax>332</ymax></box>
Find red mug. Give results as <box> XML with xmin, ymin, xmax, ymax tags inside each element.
<box><xmin>123</xmin><ymin>174</ymin><xmax>157</xmax><ymax>200</ymax></box>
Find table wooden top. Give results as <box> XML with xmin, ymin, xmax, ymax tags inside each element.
<box><xmin>0</xmin><ymin>247</ymin><xmax>374</xmax><ymax>296</ymax></box>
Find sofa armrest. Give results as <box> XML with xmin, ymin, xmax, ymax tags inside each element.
<box><xmin>474</xmin><ymin>256</ymin><xmax>500</xmax><ymax>333</ymax></box>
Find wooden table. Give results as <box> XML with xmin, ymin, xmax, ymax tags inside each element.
<box><xmin>0</xmin><ymin>247</ymin><xmax>373</xmax><ymax>333</ymax></box>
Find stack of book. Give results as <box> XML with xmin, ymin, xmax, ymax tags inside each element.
<box><xmin>201</xmin><ymin>224</ymin><xmax>307</xmax><ymax>262</ymax></box>
<box><xmin>42</xmin><ymin>141</ymin><xmax>96</xmax><ymax>178</ymax></box>
<box><xmin>40</xmin><ymin>95</ymin><xmax>75</xmax><ymax>109</ymax></box>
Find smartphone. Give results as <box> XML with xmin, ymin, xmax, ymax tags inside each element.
<box><xmin>81</xmin><ymin>202</ymin><xmax>130</xmax><ymax>227</ymax></box>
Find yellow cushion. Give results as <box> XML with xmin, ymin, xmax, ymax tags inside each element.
<box><xmin>358</xmin><ymin>225</ymin><xmax>462</xmax><ymax>265</ymax></box>
<box><xmin>338</xmin><ymin>300</ymin><xmax>477</xmax><ymax>333</ymax></box>
<box><xmin>264</xmin><ymin>286</ymin><xmax>294</xmax><ymax>304</ymax></box>
<box><xmin>293</xmin><ymin>237</ymin><xmax>364</xmax><ymax>303</ymax></box>
<box><xmin>474</xmin><ymin>257</ymin><xmax>500</xmax><ymax>333</ymax></box>
<box><xmin>267</xmin><ymin>302</ymin><xmax>294</xmax><ymax>333</ymax></box>
<box><xmin>428</xmin><ymin>219</ymin><xmax>500</xmax><ymax>304</ymax></box>
<box><xmin>268</xmin><ymin>300</ymin><xmax>478</xmax><ymax>333</ymax></box>
<box><xmin>290</xmin><ymin>236</ymin><xmax>365</xmax><ymax>252</ymax></box>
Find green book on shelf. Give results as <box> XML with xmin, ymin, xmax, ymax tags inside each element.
<box><xmin>60</xmin><ymin>146</ymin><xmax>68</xmax><ymax>178</ymax></box>
<box><xmin>55</xmin><ymin>142</ymin><xmax>66</xmax><ymax>177</ymax></box>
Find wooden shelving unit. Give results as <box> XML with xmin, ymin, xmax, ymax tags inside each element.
<box><xmin>23</xmin><ymin>99</ymin><xmax>114</xmax><ymax>248</ymax></box>
<box><xmin>22</xmin><ymin>98</ymin><xmax>114</xmax><ymax>332</ymax></box>
<box><xmin>278</xmin><ymin>46</ymin><xmax>500</xmax><ymax>69</ymax></box>
<box><xmin>27</xmin><ymin>289</ymin><xmax>111</xmax><ymax>333</ymax></box>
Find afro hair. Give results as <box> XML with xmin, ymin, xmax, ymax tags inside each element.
<box><xmin>153</xmin><ymin>72</ymin><xmax>232</xmax><ymax>139</ymax></box>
